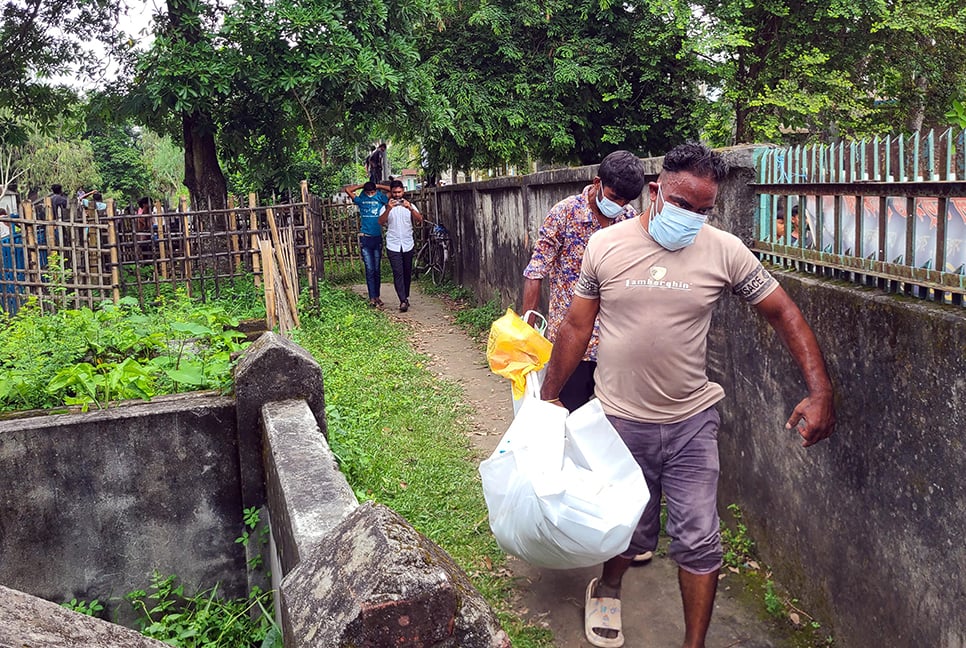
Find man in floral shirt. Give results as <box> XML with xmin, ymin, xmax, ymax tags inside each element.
<box><xmin>522</xmin><ymin>150</ymin><xmax>646</xmax><ymax>410</ymax></box>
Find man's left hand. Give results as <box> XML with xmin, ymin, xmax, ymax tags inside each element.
<box><xmin>786</xmin><ymin>392</ymin><xmax>835</xmax><ymax>447</ymax></box>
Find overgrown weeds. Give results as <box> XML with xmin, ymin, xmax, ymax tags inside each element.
<box><xmin>124</xmin><ymin>572</ymin><xmax>280</xmax><ymax>647</ymax></box>
<box><xmin>0</xmin><ymin>290</ymin><xmax>250</xmax><ymax>413</ymax></box>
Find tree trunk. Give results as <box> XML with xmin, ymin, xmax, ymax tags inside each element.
<box><xmin>906</xmin><ymin>74</ymin><xmax>927</xmax><ymax>134</ymax></box>
<box><xmin>182</xmin><ymin>110</ymin><xmax>227</xmax><ymax>212</ymax></box>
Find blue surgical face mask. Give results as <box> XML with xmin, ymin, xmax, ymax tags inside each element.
<box><xmin>596</xmin><ymin>188</ymin><xmax>625</xmax><ymax>219</ymax></box>
<box><xmin>648</xmin><ymin>184</ymin><xmax>707</xmax><ymax>251</ymax></box>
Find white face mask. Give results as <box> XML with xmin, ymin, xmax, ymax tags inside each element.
<box><xmin>648</xmin><ymin>184</ymin><xmax>707</xmax><ymax>251</ymax></box>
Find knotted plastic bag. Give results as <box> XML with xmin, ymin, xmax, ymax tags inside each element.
<box><xmin>486</xmin><ymin>308</ymin><xmax>552</xmax><ymax>399</ymax></box>
<box><xmin>479</xmin><ymin>377</ymin><xmax>649</xmax><ymax>569</ymax></box>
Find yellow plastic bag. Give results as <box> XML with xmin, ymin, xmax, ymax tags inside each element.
<box><xmin>486</xmin><ymin>308</ymin><xmax>553</xmax><ymax>399</ymax></box>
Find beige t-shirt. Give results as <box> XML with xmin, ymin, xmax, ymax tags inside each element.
<box><xmin>574</xmin><ymin>217</ymin><xmax>778</xmax><ymax>424</ymax></box>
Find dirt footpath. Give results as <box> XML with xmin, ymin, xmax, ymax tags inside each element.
<box><xmin>362</xmin><ymin>282</ymin><xmax>788</xmax><ymax>648</ymax></box>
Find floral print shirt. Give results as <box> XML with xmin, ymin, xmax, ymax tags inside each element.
<box><xmin>523</xmin><ymin>185</ymin><xmax>637</xmax><ymax>361</ymax></box>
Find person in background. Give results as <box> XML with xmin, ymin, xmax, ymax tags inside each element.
<box><xmin>27</xmin><ymin>188</ymin><xmax>45</xmax><ymax>220</ymax></box>
<box><xmin>135</xmin><ymin>196</ymin><xmax>156</xmax><ymax>254</ymax></box>
<box><xmin>539</xmin><ymin>142</ymin><xmax>835</xmax><ymax>648</ymax></box>
<box><xmin>344</xmin><ymin>180</ymin><xmax>391</xmax><ymax>307</ymax></box>
<box><xmin>378</xmin><ymin>179</ymin><xmax>422</xmax><ymax>312</ymax></box>
<box><xmin>368</xmin><ymin>143</ymin><xmax>388</xmax><ymax>185</ymax></box>
<box><xmin>50</xmin><ymin>184</ymin><xmax>69</xmax><ymax>220</ymax></box>
<box><xmin>82</xmin><ymin>192</ymin><xmax>107</xmax><ymax>213</ymax></box>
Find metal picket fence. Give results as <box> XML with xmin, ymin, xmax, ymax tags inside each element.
<box><xmin>755</xmin><ymin>128</ymin><xmax>966</xmax><ymax>305</ymax></box>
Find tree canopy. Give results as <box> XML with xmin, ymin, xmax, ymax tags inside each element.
<box><xmin>4</xmin><ymin>0</ymin><xmax>965</xmax><ymax>200</ymax></box>
<box><xmin>0</xmin><ymin>0</ymin><xmax>121</xmax><ymax>144</ymax></box>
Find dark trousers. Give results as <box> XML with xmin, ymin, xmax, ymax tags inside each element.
<box><xmin>386</xmin><ymin>247</ymin><xmax>414</xmax><ymax>303</ymax></box>
<box><xmin>559</xmin><ymin>360</ymin><xmax>597</xmax><ymax>412</ymax></box>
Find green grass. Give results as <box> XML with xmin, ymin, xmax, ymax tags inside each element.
<box><xmin>293</xmin><ymin>283</ymin><xmax>552</xmax><ymax>646</ymax></box>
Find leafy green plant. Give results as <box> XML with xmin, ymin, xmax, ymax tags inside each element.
<box><xmin>126</xmin><ymin>572</ymin><xmax>280</xmax><ymax>648</ymax></box>
<box><xmin>0</xmin><ymin>290</ymin><xmax>250</xmax><ymax>413</ymax></box>
<box><xmin>62</xmin><ymin>598</ymin><xmax>105</xmax><ymax>617</ymax></box>
<box><xmin>721</xmin><ymin>503</ymin><xmax>755</xmax><ymax>569</ymax></box>
<box><xmin>946</xmin><ymin>99</ymin><xmax>966</xmax><ymax>128</ymax></box>
<box><xmin>764</xmin><ymin>579</ymin><xmax>784</xmax><ymax>618</ymax></box>
<box><xmin>235</xmin><ymin>506</ymin><xmax>271</xmax><ymax>571</ymax></box>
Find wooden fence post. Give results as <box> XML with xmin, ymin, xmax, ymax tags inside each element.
<box><xmin>228</xmin><ymin>195</ymin><xmax>240</xmax><ymax>271</ymax></box>
<box><xmin>249</xmin><ymin>193</ymin><xmax>261</xmax><ymax>288</ymax></box>
<box><xmin>155</xmin><ymin>199</ymin><xmax>169</xmax><ymax>280</ymax></box>
<box><xmin>180</xmin><ymin>197</ymin><xmax>192</xmax><ymax>297</ymax></box>
<box><xmin>106</xmin><ymin>200</ymin><xmax>120</xmax><ymax>304</ymax></box>
<box><xmin>300</xmin><ymin>180</ymin><xmax>317</xmax><ymax>297</ymax></box>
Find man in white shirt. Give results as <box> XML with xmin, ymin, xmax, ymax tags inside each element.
<box><xmin>378</xmin><ymin>180</ymin><xmax>422</xmax><ymax>312</ymax></box>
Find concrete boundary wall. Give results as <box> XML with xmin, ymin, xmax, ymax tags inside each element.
<box><xmin>434</xmin><ymin>147</ymin><xmax>966</xmax><ymax>647</ymax></box>
<box><xmin>0</xmin><ymin>392</ymin><xmax>246</xmax><ymax>627</ymax></box>
<box><xmin>0</xmin><ymin>332</ymin><xmax>506</xmax><ymax>646</ymax></box>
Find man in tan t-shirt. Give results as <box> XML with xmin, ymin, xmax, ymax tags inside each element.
<box><xmin>540</xmin><ymin>143</ymin><xmax>836</xmax><ymax>648</ymax></box>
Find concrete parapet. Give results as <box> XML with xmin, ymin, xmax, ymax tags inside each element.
<box><xmin>279</xmin><ymin>502</ymin><xmax>510</xmax><ymax>648</ymax></box>
<box><xmin>0</xmin><ymin>584</ymin><xmax>169</xmax><ymax>648</ymax></box>
<box><xmin>234</xmin><ymin>331</ymin><xmax>327</xmax><ymax>510</ymax></box>
<box><xmin>261</xmin><ymin>398</ymin><xmax>358</xmax><ymax>576</ymax></box>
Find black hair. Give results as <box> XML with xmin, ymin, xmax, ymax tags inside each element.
<box><xmin>51</xmin><ymin>184</ymin><xmax>63</xmax><ymax>194</ymax></box>
<box><xmin>362</xmin><ymin>181</ymin><xmax>376</xmax><ymax>192</ymax></box>
<box><xmin>92</xmin><ymin>192</ymin><xmax>103</xmax><ymax>201</ymax></box>
<box><xmin>598</xmin><ymin>150</ymin><xmax>646</xmax><ymax>201</ymax></box>
<box><xmin>662</xmin><ymin>142</ymin><xmax>728</xmax><ymax>183</ymax></box>
<box><xmin>138</xmin><ymin>196</ymin><xmax>150</xmax><ymax>207</ymax></box>
<box><xmin>389</xmin><ymin>179</ymin><xmax>404</xmax><ymax>190</ymax></box>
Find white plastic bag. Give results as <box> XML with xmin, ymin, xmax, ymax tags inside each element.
<box><xmin>479</xmin><ymin>377</ymin><xmax>649</xmax><ymax>569</ymax></box>
<box><xmin>511</xmin><ymin>367</ymin><xmax>544</xmax><ymax>416</ymax></box>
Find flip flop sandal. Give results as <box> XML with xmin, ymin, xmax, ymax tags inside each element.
<box><xmin>584</xmin><ymin>578</ymin><xmax>624</xmax><ymax>648</ymax></box>
<box><xmin>631</xmin><ymin>550</ymin><xmax>653</xmax><ymax>565</ymax></box>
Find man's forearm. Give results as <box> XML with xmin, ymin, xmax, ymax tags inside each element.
<box><xmin>521</xmin><ymin>277</ymin><xmax>542</xmax><ymax>317</ymax></box>
<box><xmin>767</xmin><ymin>304</ymin><xmax>832</xmax><ymax>395</ymax></box>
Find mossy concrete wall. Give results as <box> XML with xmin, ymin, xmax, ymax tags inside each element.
<box><xmin>0</xmin><ymin>393</ymin><xmax>247</xmax><ymax>625</ymax></box>
<box><xmin>711</xmin><ymin>274</ymin><xmax>966</xmax><ymax>648</ymax></box>
<box><xmin>436</xmin><ymin>146</ymin><xmax>966</xmax><ymax>648</ymax></box>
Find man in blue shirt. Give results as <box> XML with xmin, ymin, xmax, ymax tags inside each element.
<box><xmin>344</xmin><ymin>181</ymin><xmax>390</xmax><ymax>306</ymax></box>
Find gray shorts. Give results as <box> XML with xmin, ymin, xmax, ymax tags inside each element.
<box><xmin>607</xmin><ymin>407</ymin><xmax>723</xmax><ymax>574</ymax></box>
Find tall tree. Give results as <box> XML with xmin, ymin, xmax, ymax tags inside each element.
<box><xmin>87</xmin><ymin>122</ymin><xmax>152</xmax><ymax>203</ymax></box>
<box><xmin>698</xmin><ymin>0</ymin><xmax>966</xmax><ymax>144</ymax></box>
<box><xmin>125</xmin><ymin>0</ymin><xmax>440</xmax><ymax>202</ymax></box>
<box><xmin>867</xmin><ymin>0</ymin><xmax>966</xmax><ymax>132</ymax></box>
<box><xmin>128</xmin><ymin>0</ymin><xmax>229</xmax><ymax>209</ymax></box>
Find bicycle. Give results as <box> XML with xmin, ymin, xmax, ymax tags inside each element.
<box><xmin>413</xmin><ymin>220</ymin><xmax>452</xmax><ymax>285</ymax></box>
